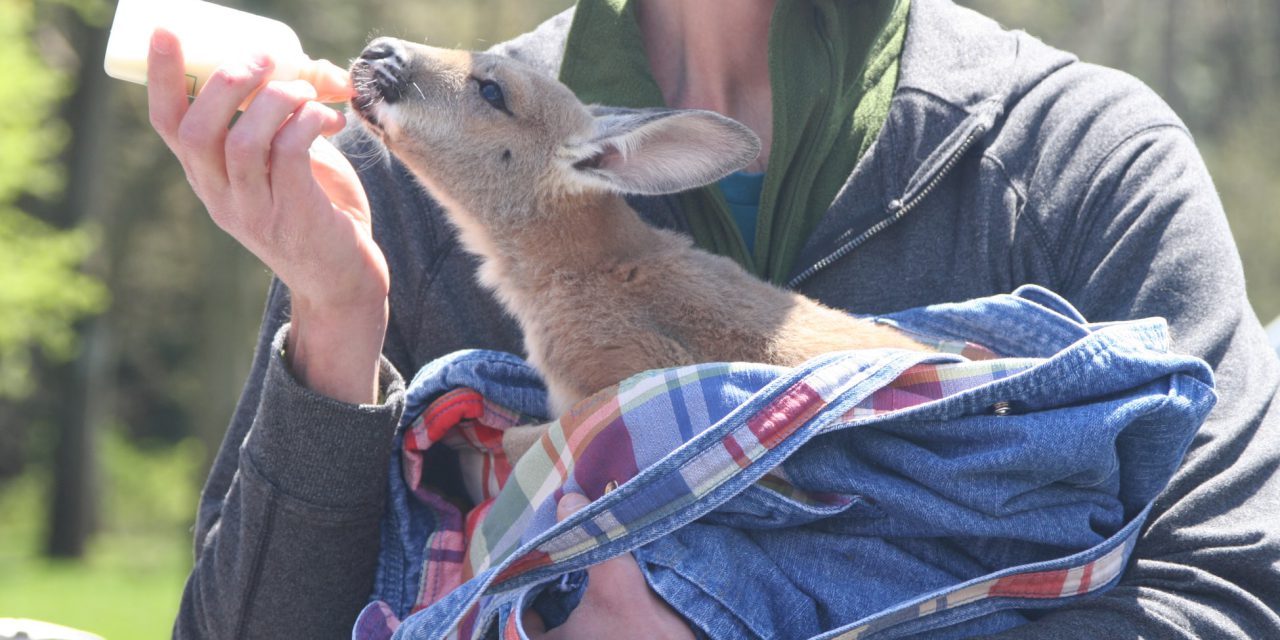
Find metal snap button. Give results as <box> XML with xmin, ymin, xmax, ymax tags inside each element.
<box><xmin>991</xmin><ymin>401</ymin><xmax>1014</xmax><ymax>416</ymax></box>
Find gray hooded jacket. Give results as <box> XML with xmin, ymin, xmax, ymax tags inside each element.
<box><xmin>173</xmin><ymin>0</ymin><xmax>1280</xmax><ymax>637</ymax></box>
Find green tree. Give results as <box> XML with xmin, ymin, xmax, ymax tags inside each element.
<box><xmin>0</xmin><ymin>0</ymin><xmax>106</xmax><ymax>401</ymax></box>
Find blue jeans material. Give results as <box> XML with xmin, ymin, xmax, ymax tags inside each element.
<box><xmin>363</xmin><ymin>286</ymin><xmax>1215</xmax><ymax>640</ymax></box>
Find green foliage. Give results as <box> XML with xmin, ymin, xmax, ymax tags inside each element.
<box><xmin>0</xmin><ymin>0</ymin><xmax>68</xmax><ymax>203</ymax></box>
<box><xmin>99</xmin><ymin>429</ymin><xmax>205</xmax><ymax>534</ymax></box>
<box><xmin>0</xmin><ymin>0</ymin><xmax>107</xmax><ymax>400</ymax></box>
<box><xmin>0</xmin><ymin>214</ymin><xmax>107</xmax><ymax>400</ymax></box>
<box><xmin>42</xmin><ymin>0</ymin><xmax>113</xmax><ymax>27</ymax></box>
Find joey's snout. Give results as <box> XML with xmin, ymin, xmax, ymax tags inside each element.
<box><xmin>350</xmin><ymin>38</ymin><xmax>479</xmax><ymax>138</ymax></box>
<box><xmin>353</xmin><ymin>38</ymin><xmax>408</xmax><ymax>107</ymax></box>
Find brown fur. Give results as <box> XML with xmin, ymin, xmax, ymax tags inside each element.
<box><xmin>352</xmin><ymin>39</ymin><xmax>929</xmax><ymax>416</ymax></box>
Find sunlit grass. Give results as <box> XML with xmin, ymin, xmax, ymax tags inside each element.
<box><xmin>0</xmin><ymin>432</ymin><xmax>200</xmax><ymax>639</ymax></box>
<box><xmin>0</xmin><ymin>534</ymin><xmax>189</xmax><ymax>639</ymax></box>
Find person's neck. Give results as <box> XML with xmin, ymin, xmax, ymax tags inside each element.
<box><xmin>637</xmin><ymin>0</ymin><xmax>775</xmax><ymax>172</ymax></box>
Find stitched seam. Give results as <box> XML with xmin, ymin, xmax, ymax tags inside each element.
<box><xmin>233</xmin><ymin>490</ymin><xmax>276</xmax><ymax>639</ymax></box>
<box><xmin>638</xmin><ymin>556</ymin><xmax>766</xmax><ymax>640</ymax></box>
<box><xmin>998</xmin><ymin>160</ymin><xmax>1059</xmax><ymax>288</ymax></box>
<box><xmin>984</xmin><ymin>152</ymin><xmax>1060</xmax><ymax>287</ymax></box>
<box><xmin>1059</xmin><ymin>123</ymin><xmax>1190</xmax><ymax>288</ymax></box>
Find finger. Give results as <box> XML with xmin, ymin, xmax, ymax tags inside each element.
<box><xmin>226</xmin><ymin>80</ymin><xmax>317</xmax><ymax>202</ymax></box>
<box><xmin>146</xmin><ymin>28</ymin><xmax>190</xmax><ymax>150</ymax></box>
<box><xmin>521</xmin><ymin>607</ymin><xmax>548</xmax><ymax>637</ymax></box>
<box><xmin>573</xmin><ymin>541</ymin><xmax>696</xmax><ymax>640</ymax></box>
<box><xmin>270</xmin><ymin>102</ymin><xmax>346</xmax><ymax>198</ymax></box>
<box><xmin>177</xmin><ymin>55</ymin><xmax>276</xmax><ymax>193</ymax></box>
<box><xmin>310</xmin><ymin>137</ymin><xmax>369</xmax><ymax>221</ymax></box>
<box><xmin>581</xmin><ymin>550</ymin><xmax>650</xmax><ymax>612</ymax></box>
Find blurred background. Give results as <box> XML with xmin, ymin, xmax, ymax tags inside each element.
<box><xmin>2</xmin><ymin>0</ymin><xmax>1277</xmax><ymax>637</ymax></box>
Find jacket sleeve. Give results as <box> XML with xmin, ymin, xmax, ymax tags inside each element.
<box><xmin>169</xmin><ymin>113</ymin><xmax>526</xmax><ymax>638</ymax></box>
<box><xmin>985</xmin><ymin>113</ymin><xmax>1280</xmax><ymax>636</ymax></box>
<box><xmin>171</xmin><ymin>277</ymin><xmax>407</xmax><ymax>639</ymax></box>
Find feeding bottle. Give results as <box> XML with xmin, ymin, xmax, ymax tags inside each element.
<box><xmin>104</xmin><ymin>0</ymin><xmax>351</xmax><ymax>103</ymax></box>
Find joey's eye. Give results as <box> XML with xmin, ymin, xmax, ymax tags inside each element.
<box><xmin>476</xmin><ymin>79</ymin><xmax>511</xmax><ymax>115</ymax></box>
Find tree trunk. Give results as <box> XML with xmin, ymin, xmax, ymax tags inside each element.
<box><xmin>1157</xmin><ymin>0</ymin><xmax>1184</xmax><ymax>119</ymax></box>
<box><xmin>45</xmin><ymin>3</ymin><xmax>117</xmax><ymax>559</ymax></box>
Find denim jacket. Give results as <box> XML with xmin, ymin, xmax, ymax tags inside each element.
<box><xmin>356</xmin><ymin>286</ymin><xmax>1214</xmax><ymax>640</ymax></box>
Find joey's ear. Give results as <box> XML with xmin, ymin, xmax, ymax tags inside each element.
<box><xmin>563</xmin><ymin>107</ymin><xmax>761</xmax><ymax>195</ymax></box>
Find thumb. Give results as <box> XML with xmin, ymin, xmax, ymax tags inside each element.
<box><xmin>556</xmin><ymin>493</ymin><xmax>592</xmax><ymax>522</ymax></box>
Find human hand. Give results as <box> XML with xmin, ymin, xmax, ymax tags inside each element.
<box><xmin>146</xmin><ymin>28</ymin><xmax>388</xmax><ymax>404</ymax></box>
<box><xmin>522</xmin><ymin>494</ymin><xmax>697</xmax><ymax>640</ymax></box>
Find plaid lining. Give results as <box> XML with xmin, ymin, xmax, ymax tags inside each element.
<box><xmin>390</xmin><ymin>355</ymin><xmax>1031</xmax><ymax>621</ymax></box>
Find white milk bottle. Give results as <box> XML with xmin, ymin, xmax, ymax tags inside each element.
<box><xmin>103</xmin><ymin>0</ymin><xmax>350</xmax><ymax>103</ymax></box>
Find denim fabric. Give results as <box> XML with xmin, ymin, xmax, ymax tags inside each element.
<box><xmin>364</xmin><ymin>286</ymin><xmax>1214</xmax><ymax>640</ymax></box>
<box><xmin>527</xmin><ymin>571</ymin><xmax>587</xmax><ymax>630</ymax></box>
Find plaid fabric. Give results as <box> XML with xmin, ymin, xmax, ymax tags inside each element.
<box><xmin>394</xmin><ymin>354</ymin><xmax>1031</xmax><ymax>617</ymax></box>
<box><xmin>828</xmin><ymin>531</ymin><xmax>1140</xmax><ymax>639</ymax></box>
<box><xmin>357</xmin><ymin>289</ymin><xmax>1216</xmax><ymax>640</ymax></box>
<box><xmin>843</xmin><ymin>358</ymin><xmax>1033</xmax><ymax>419</ymax></box>
<box><xmin>399</xmin><ymin>388</ymin><xmax>537</xmax><ymax>612</ymax></box>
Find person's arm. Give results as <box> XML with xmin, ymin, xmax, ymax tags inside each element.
<box><xmin>142</xmin><ymin>30</ymin><xmax>409</xmax><ymax>638</ymax></box>
<box><xmin>985</xmin><ymin>94</ymin><xmax>1280</xmax><ymax>638</ymax></box>
<box><xmin>173</xmin><ymin>280</ymin><xmax>406</xmax><ymax>639</ymax></box>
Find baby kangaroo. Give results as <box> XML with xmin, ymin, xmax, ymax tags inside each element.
<box><xmin>351</xmin><ymin>38</ymin><xmax>928</xmax><ymax>416</ymax></box>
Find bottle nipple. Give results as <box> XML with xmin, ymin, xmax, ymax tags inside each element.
<box><xmin>300</xmin><ymin>58</ymin><xmax>354</xmax><ymax>104</ymax></box>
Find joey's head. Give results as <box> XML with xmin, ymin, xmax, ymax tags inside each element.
<box><xmin>350</xmin><ymin>37</ymin><xmax>761</xmax><ymax>243</ymax></box>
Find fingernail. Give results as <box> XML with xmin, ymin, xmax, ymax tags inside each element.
<box><xmin>151</xmin><ymin>30</ymin><xmax>172</xmax><ymax>55</ymax></box>
<box><xmin>251</xmin><ymin>53</ymin><xmax>274</xmax><ymax>73</ymax></box>
<box><xmin>322</xmin><ymin>111</ymin><xmax>348</xmax><ymax>137</ymax></box>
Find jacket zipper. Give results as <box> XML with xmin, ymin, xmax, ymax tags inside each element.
<box><xmin>786</xmin><ymin>106</ymin><xmax>998</xmax><ymax>290</ymax></box>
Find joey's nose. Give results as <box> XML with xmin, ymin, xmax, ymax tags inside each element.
<box><xmin>359</xmin><ymin>38</ymin><xmax>407</xmax><ymax>103</ymax></box>
<box><xmin>360</xmin><ymin>39</ymin><xmax>403</xmax><ymax>61</ymax></box>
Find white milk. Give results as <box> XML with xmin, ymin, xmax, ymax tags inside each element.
<box><xmin>104</xmin><ymin>0</ymin><xmax>342</xmax><ymax>100</ymax></box>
